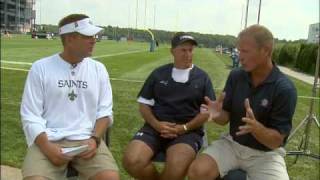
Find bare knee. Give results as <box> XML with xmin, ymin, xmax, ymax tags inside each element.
<box><xmin>90</xmin><ymin>170</ymin><xmax>119</xmax><ymax>180</ymax></box>
<box><xmin>162</xmin><ymin>144</ymin><xmax>196</xmax><ymax>180</ymax></box>
<box><xmin>188</xmin><ymin>161</ymin><xmax>212</xmax><ymax>179</ymax></box>
<box><xmin>123</xmin><ymin>141</ymin><xmax>154</xmax><ymax>173</ymax></box>
<box><xmin>164</xmin><ymin>156</ymin><xmax>191</xmax><ymax>177</ymax></box>
<box><xmin>122</xmin><ymin>151</ymin><xmax>149</xmax><ymax>173</ymax></box>
<box><xmin>161</xmin><ymin>167</ymin><xmax>186</xmax><ymax>180</ymax></box>
<box><xmin>188</xmin><ymin>155</ymin><xmax>219</xmax><ymax>180</ymax></box>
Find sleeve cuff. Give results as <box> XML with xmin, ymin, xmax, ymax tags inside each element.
<box><xmin>137</xmin><ymin>96</ymin><xmax>155</xmax><ymax>106</ymax></box>
<box><xmin>96</xmin><ymin>113</ymin><xmax>113</xmax><ymax>126</ymax></box>
<box><xmin>23</xmin><ymin>123</ymin><xmax>46</xmax><ymax>147</ymax></box>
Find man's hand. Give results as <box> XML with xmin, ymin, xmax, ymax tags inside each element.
<box><xmin>236</xmin><ymin>98</ymin><xmax>263</xmax><ymax>136</ymax></box>
<box><xmin>155</xmin><ymin>121</ymin><xmax>178</xmax><ymax>139</ymax></box>
<box><xmin>40</xmin><ymin>141</ymin><xmax>72</xmax><ymax>166</ymax></box>
<box><xmin>200</xmin><ymin>92</ymin><xmax>225</xmax><ymax>121</ymax></box>
<box><xmin>160</xmin><ymin>124</ymin><xmax>187</xmax><ymax>138</ymax></box>
<box><xmin>78</xmin><ymin>138</ymin><xmax>98</xmax><ymax>159</ymax></box>
<box><xmin>172</xmin><ymin>124</ymin><xmax>187</xmax><ymax>136</ymax></box>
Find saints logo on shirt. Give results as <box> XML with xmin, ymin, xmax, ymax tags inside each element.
<box><xmin>68</xmin><ymin>90</ymin><xmax>77</xmax><ymax>101</ymax></box>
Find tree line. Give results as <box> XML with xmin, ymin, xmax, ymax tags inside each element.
<box><xmin>36</xmin><ymin>24</ymin><xmax>317</xmax><ymax>76</ymax></box>
<box><xmin>35</xmin><ymin>24</ymin><xmax>237</xmax><ymax>48</ymax></box>
<box><xmin>273</xmin><ymin>42</ymin><xmax>319</xmax><ymax>76</ymax></box>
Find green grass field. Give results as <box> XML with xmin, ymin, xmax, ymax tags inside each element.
<box><xmin>1</xmin><ymin>35</ymin><xmax>319</xmax><ymax>180</ymax></box>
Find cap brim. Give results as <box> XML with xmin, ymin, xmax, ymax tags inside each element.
<box><xmin>174</xmin><ymin>39</ymin><xmax>198</xmax><ymax>48</ymax></box>
<box><xmin>77</xmin><ymin>26</ymin><xmax>103</xmax><ymax>36</ymax></box>
<box><xmin>183</xmin><ymin>39</ymin><xmax>198</xmax><ymax>46</ymax></box>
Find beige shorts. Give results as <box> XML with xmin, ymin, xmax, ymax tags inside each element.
<box><xmin>202</xmin><ymin>134</ymin><xmax>289</xmax><ymax>180</ymax></box>
<box><xmin>22</xmin><ymin>139</ymin><xmax>118</xmax><ymax>180</ymax></box>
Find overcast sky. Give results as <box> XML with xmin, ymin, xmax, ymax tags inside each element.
<box><xmin>35</xmin><ymin>0</ymin><xmax>319</xmax><ymax>40</ymax></box>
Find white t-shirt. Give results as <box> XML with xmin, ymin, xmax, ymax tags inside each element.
<box><xmin>137</xmin><ymin>65</ymin><xmax>193</xmax><ymax>106</ymax></box>
<box><xmin>21</xmin><ymin>54</ymin><xmax>113</xmax><ymax>146</ymax></box>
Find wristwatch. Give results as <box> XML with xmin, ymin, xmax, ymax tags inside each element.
<box><xmin>90</xmin><ymin>135</ymin><xmax>101</xmax><ymax>147</ymax></box>
<box><xmin>183</xmin><ymin>124</ymin><xmax>189</xmax><ymax>132</ymax></box>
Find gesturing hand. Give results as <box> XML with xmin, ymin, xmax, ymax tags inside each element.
<box><xmin>200</xmin><ymin>92</ymin><xmax>225</xmax><ymax>121</ymax></box>
<box><xmin>236</xmin><ymin>98</ymin><xmax>262</xmax><ymax>136</ymax></box>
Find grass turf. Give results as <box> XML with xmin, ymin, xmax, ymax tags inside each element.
<box><xmin>1</xmin><ymin>35</ymin><xmax>319</xmax><ymax>179</ymax></box>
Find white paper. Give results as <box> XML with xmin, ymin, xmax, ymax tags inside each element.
<box><xmin>61</xmin><ymin>145</ymin><xmax>89</xmax><ymax>156</ymax></box>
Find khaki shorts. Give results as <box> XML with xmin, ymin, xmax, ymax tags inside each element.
<box><xmin>202</xmin><ymin>134</ymin><xmax>289</xmax><ymax>180</ymax></box>
<box><xmin>22</xmin><ymin>139</ymin><xmax>118</xmax><ymax>180</ymax></box>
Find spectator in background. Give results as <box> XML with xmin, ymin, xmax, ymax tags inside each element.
<box><xmin>4</xmin><ymin>29</ymin><xmax>12</xmax><ymax>38</ymax></box>
<box><xmin>231</xmin><ymin>48</ymin><xmax>239</xmax><ymax>68</ymax></box>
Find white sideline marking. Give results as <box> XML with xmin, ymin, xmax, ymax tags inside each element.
<box><xmin>0</xmin><ymin>49</ymin><xmax>148</xmax><ymax>66</ymax></box>
<box><xmin>0</xmin><ymin>66</ymin><xmax>144</xmax><ymax>83</ymax></box>
<box><xmin>1</xmin><ymin>60</ymin><xmax>32</xmax><ymax>65</ymax></box>
<box><xmin>1</xmin><ymin>67</ymin><xmax>29</xmax><ymax>72</ymax></box>
<box><xmin>297</xmin><ymin>96</ymin><xmax>320</xmax><ymax>100</ymax></box>
<box><xmin>110</xmin><ymin>78</ymin><xmax>143</xmax><ymax>83</ymax></box>
<box><xmin>93</xmin><ymin>49</ymin><xmax>147</xmax><ymax>58</ymax></box>
<box><xmin>1</xmin><ymin>66</ymin><xmax>319</xmax><ymax>100</ymax></box>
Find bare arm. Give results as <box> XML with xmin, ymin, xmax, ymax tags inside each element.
<box><xmin>35</xmin><ymin>133</ymin><xmax>72</xmax><ymax>166</ymax></box>
<box><xmin>237</xmin><ymin>99</ymin><xmax>285</xmax><ymax>149</ymax></box>
<box><xmin>78</xmin><ymin>117</ymin><xmax>110</xmax><ymax>159</ymax></box>
<box><xmin>211</xmin><ymin>110</ymin><xmax>230</xmax><ymax>125</ymax></box>
<box><xmin>92</xmin><ymin>117</ymin><xmax>110</xmax><ymax>138</ymax></box>
<box><xmin>250</xmin><ymin>125</ymin><xmax>285</xmax><ymax>150</ymax></box>
<box><xmin>139</xmin><ymin>103</ymin><xmax>161</xmax><ymax>130</ymax></box>
<box><xmin>184</xmin><ymin>113</ymin><xmax>209</xmax><ymax>131</ymax></box>
<box><xmin>139</xmin><ymin>103</ymin><xmax>177</xmax><ymax>138</ymax></box>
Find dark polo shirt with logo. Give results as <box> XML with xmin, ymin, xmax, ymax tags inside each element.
<box><xmin>223</xmin><ymin>65</ymin><xmax>297</xmax><ymax>151</ymax></box>
<box><xmin>138</xmin><ymin>63</ymin><xmax>215</xmax><ymax>127</ymax></box>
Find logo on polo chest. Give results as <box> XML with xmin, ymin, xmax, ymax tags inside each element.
<box><xmin>159</xmin><ymin>80</ymin><xmax>168</xmax><ymax>86</ymax></box>
<box><xmin>260</xmin><ymin>98</ymin><xmax>269</xmax><ymax>107</ymax></box>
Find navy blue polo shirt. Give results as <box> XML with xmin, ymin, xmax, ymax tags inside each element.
<box><xmin>223</xmin><ymin>65</ymin><xmax>297</xmax><ymax>151</ymax></box>
<box><xmin>138</xmin><ymin>63</ymin><xmax>216</xmax><ymax>125</ymax></box>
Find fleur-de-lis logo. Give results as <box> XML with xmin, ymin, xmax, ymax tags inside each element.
<box><xmin>68</xmin><ymin>90</ymin><xmax>77</xmax><ymax>101</ymax></box>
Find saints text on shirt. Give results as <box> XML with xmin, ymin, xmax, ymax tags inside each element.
<box><xmin>58</xmin><ymin>80</ymin><xmax>88</xmax><ymax>89</ymax></box>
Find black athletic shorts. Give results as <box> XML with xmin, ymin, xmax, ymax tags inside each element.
<box><xmin>132</xmin><ymin>123</ymin><xmax>204</xmax><ymax>155</ymax></box>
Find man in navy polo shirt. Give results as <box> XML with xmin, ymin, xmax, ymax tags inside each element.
<box><xmin>122</xmin><ymin>32</ymin><xmax>215</xmax><ymax>180</ymax></box>
<box><xmin>188</xmin><ymin>25</ymin><xmax>297</xmax><ymax>180</ymax></box>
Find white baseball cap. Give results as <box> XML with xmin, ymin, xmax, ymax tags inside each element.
<box><xmin>59</xmin><ymin>18</ymin><xmax>103</xmax><ymax>36</ymax></box>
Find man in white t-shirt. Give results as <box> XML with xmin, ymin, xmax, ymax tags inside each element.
<box><xmin>20</xmin><ymin>14</ymin><xmax>119</xmax><ymax>180</ymax></box>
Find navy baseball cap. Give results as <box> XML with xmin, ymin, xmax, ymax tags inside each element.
<box><xmin>171</xmin><ymin>32</ymin><xmax>198</xmax><ymax>48</ymax></box>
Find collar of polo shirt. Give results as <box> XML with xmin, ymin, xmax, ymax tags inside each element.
<box><xmin>59</xmin><ymin>18</ymin><xmax>103</xmax><ymax>36</ymax></box>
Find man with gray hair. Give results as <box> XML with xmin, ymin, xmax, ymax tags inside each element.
<box><xmin>188</xmin><ymin>25</ymin><xmax>297</xmax><ymax>180</ymax></box>
<box><xmin>20</xmin><ymin>14</ymin><xmax>119</xmax><ymax>180</ymax></box>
